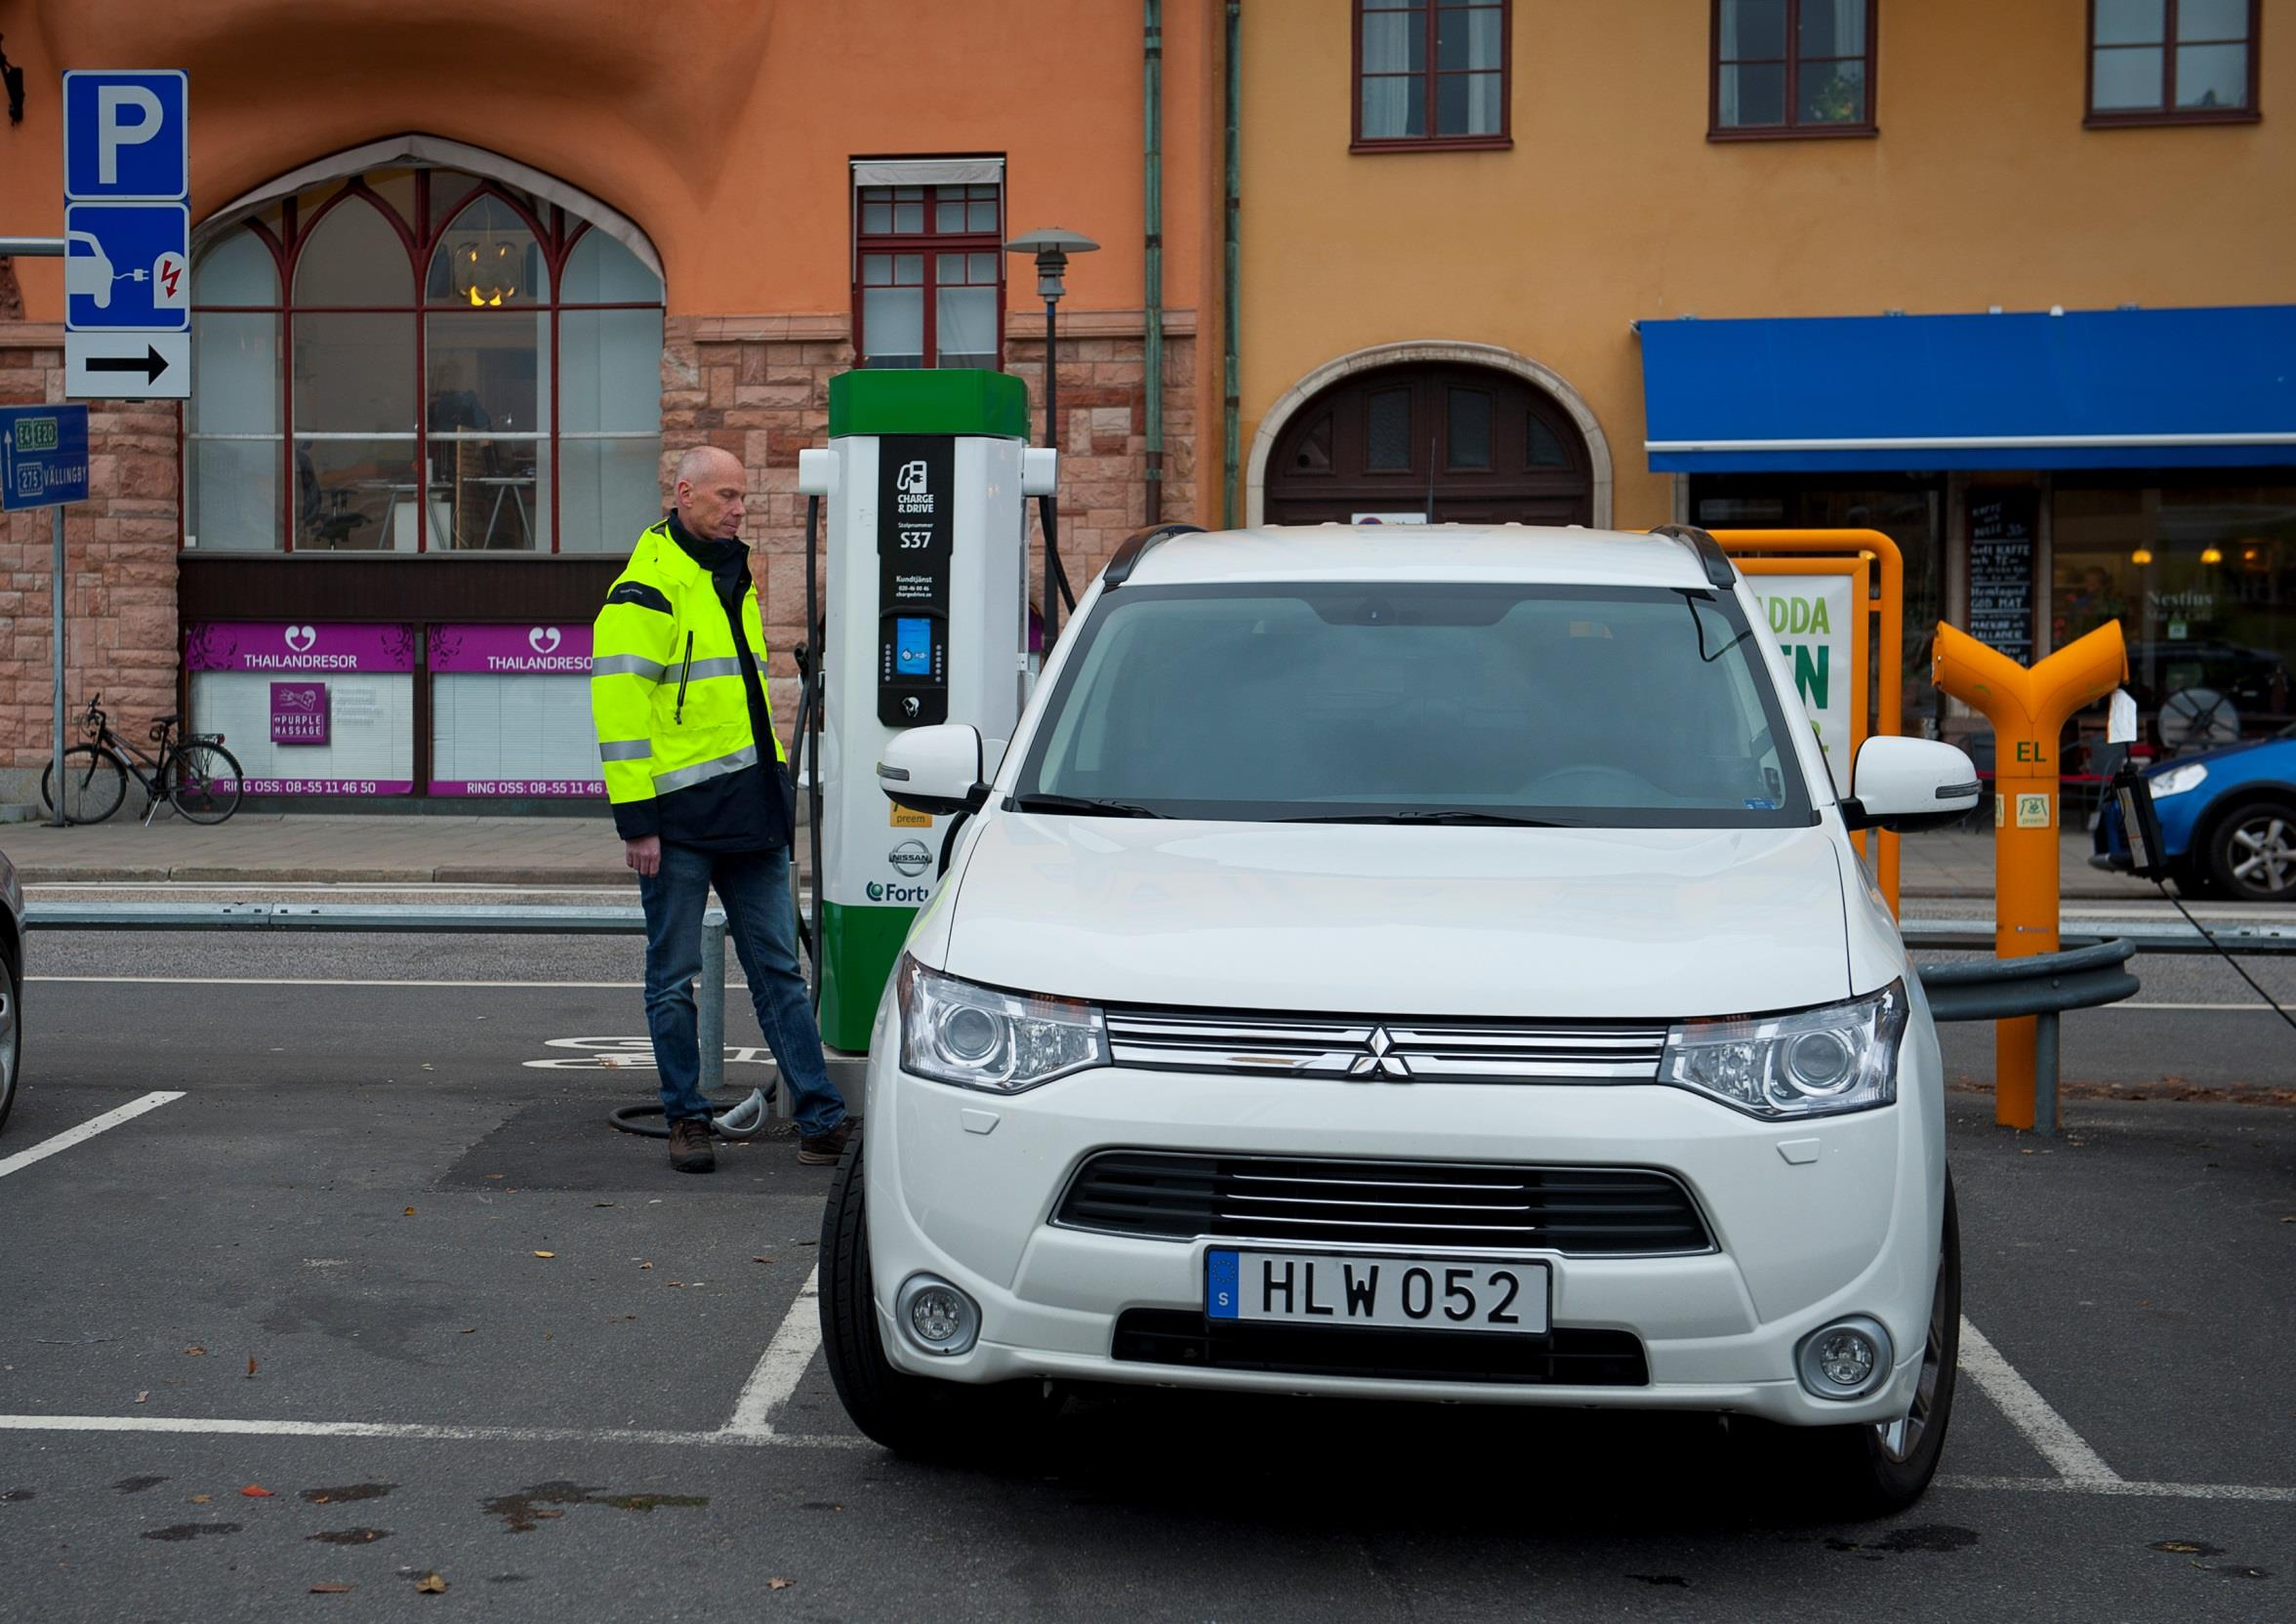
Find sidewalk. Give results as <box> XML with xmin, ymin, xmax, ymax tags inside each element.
<box><xmin>0</xmin><ymin>808</ymin><xmax>2165</xmax><ymax>901</ymax></box>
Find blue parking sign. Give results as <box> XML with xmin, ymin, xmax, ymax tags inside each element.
<box><xmin>62</xmin><ymin>71</ymin><xmax>188</xmax><ymax>201</ymax></box>
<box><xmin>63</xmin><ymin>203</ymin><xmax>190</xmax><ymax>332</ymax></box>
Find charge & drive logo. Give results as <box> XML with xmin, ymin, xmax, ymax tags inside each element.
<box><xmin>894</xmin><ymin>459</ymin><xmax>935</xmax><ymax>514</ymax></box>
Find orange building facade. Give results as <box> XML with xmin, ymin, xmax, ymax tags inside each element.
<box><xmin>0</xmin><ymin>0</ymin><xmax>1224</xmax><ymax>804</ymax></box>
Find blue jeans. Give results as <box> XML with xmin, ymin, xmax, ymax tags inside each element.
<box><xmin>638</xmin><ymin>842</ymin><xmax>845</xmax><ymax>1137</ymax></box>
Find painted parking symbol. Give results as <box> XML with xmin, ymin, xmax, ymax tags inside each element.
<box><xmin>521</xmin><ymin>1036</ymin><xmax>780</xmax><ymax>1071</ymax></box>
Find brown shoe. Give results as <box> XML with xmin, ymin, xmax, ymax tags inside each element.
<box><xmin>796</xmin><ymin>1117</ymin><xmax>855</xmax><ymax>1166</ymax></box>
<box><xmin>668</xmin><ymin>1117</ymin><xmax>716</xmax><ymax>1174</ymax></box>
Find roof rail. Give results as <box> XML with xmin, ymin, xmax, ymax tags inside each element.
<box><xmin>1102</xmin><ymin>523</ymin><xmax>1208</xmax><ymax>589</ymax></box>
<box><xmin>1649</xmin><ymin>523</ymin><xmax>1739</xmax><ymax>589</ymax></box>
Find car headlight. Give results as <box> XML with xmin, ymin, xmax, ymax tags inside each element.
<box><xmin>895</xmin><ymin>955</ymin><xmax>1108</xmax><ymax>1093</ymax></box>
<box><xmin>2149</xmin><ymin>762</ymin><xmax>2208</xmax><ymax>798</ymax></box>
<box><xmin>1660</xmin><ymin>981</ymin><xmax>1907</xmax><ymax>1119</ymax></box>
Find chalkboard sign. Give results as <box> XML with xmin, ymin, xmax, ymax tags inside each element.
<box><xmin>1966</xmin><ymin>490</ymin><xmax>2037</xmax><ymax>664</ymax></box>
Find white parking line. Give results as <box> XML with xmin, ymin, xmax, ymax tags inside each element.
<box><xmin>1958</xmin><ymin>1317</ymin><xmax>2122</xmax><ymax>1484</ymax></box>
<box><xmin>0</xmin><ymin>1413</ymin><xmax>864</xmax><ymax>1449</ymax></box>
<box><xmin>31</xmin><ymin>976</ymin><xmax>648</xmax><ymax>989</ymax></box>
<box><xmin>1940</xmin><ymin>1474</ymin><xmax>2296</xmax><ymax>1502</ymax></box>
<box><xmin>0</xmin><ymin>1091</ymin><xmax>184</xmax><ymax>1180</ymax></box>
<box><xmin>722</xmin><ymin>1265</ymin><xmax>823</xmax><ymax>1437</ymax></box>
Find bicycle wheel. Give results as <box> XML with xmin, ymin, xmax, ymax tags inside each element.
<box><xmin>166</xmin><ymin>741</ymin><xmax>244</xmax><ymax>826</ymax></box>
<box><xmin>40</xmin><ymin>745</ymin><xmax>128</xmax><ymax>824</ymax></box>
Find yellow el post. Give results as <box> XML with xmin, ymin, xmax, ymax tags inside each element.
<box><xmin>1930</xmin><ymin>621</ymin><xmax>2128</xmax><ymax>1129</ymax></box>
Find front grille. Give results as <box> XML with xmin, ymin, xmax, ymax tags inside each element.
<box><xmin>1105</xmin><ymin>1006</ymin><xmax>1668</xmax><ymax>1083</ymax></box>
<box><xmin>1055</xmin><ymin>1153</ymin><xmax>1713</xmax><ymax>1256</ymax></box>
<box><xmin>1112</xmin><ymin>1310</ymin><xmax>1649</xmax><ymax>1386</ymax></box>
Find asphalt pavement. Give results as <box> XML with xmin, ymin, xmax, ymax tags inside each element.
<box><xmin>2</xmin><ymin>896</ymin><xmax>2291</xmax><ymax>1622</ymax></box>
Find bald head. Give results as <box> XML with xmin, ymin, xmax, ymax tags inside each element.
<box><xmin>673</xmin><ymin>446</ymin><xmax>747</xmax><ymax>542</ymax></box>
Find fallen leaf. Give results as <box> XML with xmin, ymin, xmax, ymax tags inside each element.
<box><xmin>403</xmin><ymin>1207</ymin><xmax>416</xmax><ymax>1217</ymax></box>
<box><xmin>2158</xmin><ymin>1541</ymin><xmax>2204</xmax><ymax>1553</ymax></box>
<box><xmin>246</xmin><ymin>1357</ymin><xmax>259</xmax><ymax>1379</ymax></box>
<box><xmin>639</xmin><ymin>1262</ymin><xmax>654</xmax><ymax>1271</ymax></box>
<box><xmin>594</xmin><ymin>1201</ymin><xmax>617</xmax><ymax>1207</ymax></box>
<box><xmin>133</xmin><ymin>1391</ymin><xmax>149</xmax><ymax>1404</ymax></box>
<box><xmin>532</xmin><ymin>1251</ymin><xmax>556</xmax><ymax>1259</ymax></box>
<box><xmin>310</xmin><ymin>1584</ymin><xmax>353</xmax><ymax>1595</ymax></box>
<box><xmin>486</xmin><ymin>1174</ymin><xmax>505</xmax><ymax>1181</ymax></box>
<box><xmin>241</xmin><ymin>1484</ymin><xmax>273</xmax><ymax>1498</ymax></box>
<box><xmin>182</xmin><ymin>1346</ymin><xmax>207</xmax><ymax>1357</ymax></box>
<box><xmin>188</xmin><ymin>1494</ymin><xmax>211</xmax><ymax>1505</ymax></box>
<box><xmin>533</xmin><ymin>1509</ymin><xmax>564</xmax><ymax>1521</ymax></box>
<box><xmin>416</xmin><ymin>1572</ymin><xmax>448</xmax><ymax>1595</ymax></box>
<box><xmin>752</xmin><ymin>1256</ymin><xmax>774</xmax><ymax>1265</ymax></box>
<box><xmin>768</xmin><ymin>1577</ymin><xmax>793</xmax><ymax>1590</ymax></box>
<box><xmin>459</xmin><ymin>1327</ymin><xmax>476</xmax><ymax>1335</ymax></box>
<box><xmin>667</xmin><ymin>1281</ymin><xmax>684</xmax><ymax>1288</ymax></box>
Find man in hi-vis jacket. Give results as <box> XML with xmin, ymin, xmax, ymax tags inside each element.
<box><xmin>591</xmin><ymin>446</ymin><xmax>849</xmax><ymax>1174</ymax></box>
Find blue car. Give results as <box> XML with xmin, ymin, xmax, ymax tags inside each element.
<box><xmin>2094</xmin><ymin>728</ymin><xmax>2296</xmax><ymax>901</ymax></box>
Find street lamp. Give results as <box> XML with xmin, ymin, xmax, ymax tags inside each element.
<box><xmin>1005</xmin><ymin>227</ymin><xmax>1098</xmax><ymax>652</ymax></box>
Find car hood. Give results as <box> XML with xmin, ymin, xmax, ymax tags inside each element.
<box><xmin>939</xmin><ymin>815</ymin><xmax>1854</xmax><ymax>1020</ymax></box>
<box><xmin>2147</xmin><ymin>735</ymin><xmax>2296</xmax><ymax>777</ymax></box>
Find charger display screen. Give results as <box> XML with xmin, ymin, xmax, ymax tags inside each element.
<box><xmin>895</xmin><ymin>618</ymin><xmax>933</xmax><ymax>676</ymax></box>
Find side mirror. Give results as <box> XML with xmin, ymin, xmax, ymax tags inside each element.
<box><xmin>878</xmin><ymin>724</ymin><xmax>988</xmax><ymax>818</ymax></box>
<box><xmin>1841</xmin><ymin>736</ymin><xmax>1981</xmax><ymax>832</ymax></box>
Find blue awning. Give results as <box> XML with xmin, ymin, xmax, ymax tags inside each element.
<box><xmin>1639</xmin><ymin>304</ymin><xmax>2296</xmax><ymax>473</ymax></box>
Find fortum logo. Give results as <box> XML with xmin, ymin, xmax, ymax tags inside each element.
<box><xmin>866</xmin><ymin>881</ymin><xmax>932</xmax><ymax>904</ymax></box>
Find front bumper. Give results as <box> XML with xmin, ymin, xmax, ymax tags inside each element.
<box><xmin>859</xmin><ymin>1027</ymin><xmax>1945</xmax><ymax>1428</ymax></box>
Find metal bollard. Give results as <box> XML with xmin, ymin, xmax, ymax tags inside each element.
<box><xmin>700</xmin><ymin>909</ymin><xmax>725</xmax><ymax>1097</ymax></box>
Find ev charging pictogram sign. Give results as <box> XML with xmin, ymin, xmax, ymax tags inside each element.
<box><xmin>62</xmin><ymin>70</ymin><xmax>191</xmax><ymax>400</ymax></box>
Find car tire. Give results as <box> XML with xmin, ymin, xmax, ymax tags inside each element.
<box><xmin>1767</xmin><ymin>1172</ymin><xmax>1961</xmax><ymax>1518</ymax></box>
<box><xmin>817</xmin><ymin>1129</ymin><xmax>1062</xmax><ymax>1461</ymax></box>
<box><xmin>0</xmin><ymin>934</ymin><xmax>18</xmax><ymax>1136</ymax></box>
<box><xmin>2205</xmin><ymin>798</ymin><xmax>2296</xmax><ymax>902</ymax></box>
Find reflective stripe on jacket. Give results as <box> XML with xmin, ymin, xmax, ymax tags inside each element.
<box><xmin>591</xmin><ymin>517</ymin><xmax>788</xmax><ymax>846</ymax></box>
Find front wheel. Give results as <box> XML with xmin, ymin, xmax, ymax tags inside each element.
<box><xmin>40</xmin><ymin>745</ymin><xmax>128</xmax><ymax>824</ymax></box>
<box><xmin>0</xmin><ymin>935</ymin><xmax>20</xmax><ymax>1136</ymax></box>
<box><xmin>817</xmin><ymin>1131</ymin><xmax>1062</xmax><ymax>1461</ymax></box>
<box><xmin>165</xmin><ymin>742</ymin><xmax>244</xmax><ymax>826</ymax></box>
<box><xmin>2207</xmin><ymin>799</ymin><xmax>2296</xmax><ymax>902</ymax></box>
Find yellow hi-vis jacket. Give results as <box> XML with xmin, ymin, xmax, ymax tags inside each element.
<box><xmin>591</xmin><ymin>516</ymin><xmax>789</xmax><ymax>849</ymax></box>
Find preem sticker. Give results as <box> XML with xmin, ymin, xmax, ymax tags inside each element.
<box><xmin>2015</xmin><ymin>792</ymin><xmax>2053</xmax><ymax>830</ymax></box>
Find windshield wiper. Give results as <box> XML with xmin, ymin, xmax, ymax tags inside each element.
<box><xmin>1008</xmin><ymin>792</ymin><xmax>1167</xmax><ymax>819</ymax></box>
<box><xmin>1280</xmin><ymin>809</ymin><xmax>1576</xmax><ymax>827</ymax></box>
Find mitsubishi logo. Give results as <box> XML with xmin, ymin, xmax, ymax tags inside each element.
<box><xmin>1349</xmin><ymin>1027</ymin><xmax>1413</xmax><ymax>1080</ymax></box>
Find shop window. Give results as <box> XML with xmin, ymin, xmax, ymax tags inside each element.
<box><xmin>2088</xmin><ymin>0</ymin><xmax>2259</xmax><ymax>125</ymax></box>
<box><xmin>854</xmin><ymin>183</ymin><xmax>1003</xmax><ymax>369</ymax></box>
<box><xmin>185</xmin><ymin>166</ymin><xmax>664</xmax><ymax>553</ymax></box>
<box><xmin>1711</xmin><ymin>0</ymin><xmax>1877</xmax><ymax>139</ymax></box>
<box><xmin>2053</xmin><ymin>474</ymin><xmax>2296</xmax><ymax>743</ymax></box>
<box><xmin>1354</xmin><ymin>0</ymin><xmax>1510</xmax><ymax>150</ymax></box>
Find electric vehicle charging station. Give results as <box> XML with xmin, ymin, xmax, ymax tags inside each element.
<box><xmin>796</xmin><ymin>369</ymin><xmax>1057</xmax><ymax>1052</ymax></box>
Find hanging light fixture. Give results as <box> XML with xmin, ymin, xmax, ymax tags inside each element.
<box><xmin>450</xmin><ymin>203</ymin><xmax>521</xmax><ymax>306</ymax></box>
<box><xmin>2199</xmin><ymin>546</ymin><xmax>2225</xmax><ymax>565</ymax></box>
<box><xmin>2131</xmin><ymin>547</ymin><xmax>2154</xmax><ymax>565</ymax></box>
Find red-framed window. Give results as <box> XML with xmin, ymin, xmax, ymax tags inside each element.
<box><xmin>2088</xmin><ymin>0</ymin><xmax>2260</xmax><ymax>125</ymax></box>
<box><xmin>185</xmin><ymin>165</ymin><xmax>666</xmax><ymax>554</ymax></box>
<box><xmin>1709</xmin><ymin>0</ymin><xmax>1878</xmax><ymax>140</ymax></box>
<box><xmin>852</xmin><ymin>183</ymin><xmax>1004</xmax><ymax>369</ymax></box>
<box><xmin>1352</xmin><ymin>0</ymin><xmax>1511</xmax><ymax>151</ymax></box>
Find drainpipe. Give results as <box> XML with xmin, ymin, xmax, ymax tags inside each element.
<box><xmin>1142</xmin><ymin>0</ymin><xmax>1165</xmax><ymax>524</ymax></box>
<box><xmin>1222</xmin><ymin>0</ymin><xmax>1241</xmax><ymax>528</ymax></box>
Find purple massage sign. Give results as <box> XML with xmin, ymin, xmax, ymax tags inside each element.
<box><xmin>269</xmin><ymin>681</ymin><xmax>330</xmax><ymax>746</ymax></box>
<box><xmin>187</xmin><ymin>623</ymin><xmax>414</xmax><ymax>795</ymax></box>
<box><xmin>429</xmin><ymin>623</ymin><xmax>604</xmax><ymax>798</ymax></box>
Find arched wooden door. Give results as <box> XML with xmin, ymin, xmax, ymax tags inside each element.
<box><xmin>1263</xmin><ymin>363</ymin><xmax>1594</xmax><ymax>526</ymax></box>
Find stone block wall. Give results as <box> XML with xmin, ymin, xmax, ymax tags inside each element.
<box><xmin>662</xmin><ymin>314</ymin><xmax>1201</xmax><ymax>732</ymax></box>
<box><xmin>0</xmin><ymin>334</ymin><xmax>182</xmax><ymax>798</ymax></box>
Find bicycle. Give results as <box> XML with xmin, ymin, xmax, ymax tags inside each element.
<box><xmin>41</xmin><ymin>694</ymin><xmax>245</xmax><ymax>827</ymax></box>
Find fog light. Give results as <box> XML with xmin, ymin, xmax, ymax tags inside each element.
<box><xmin>895</xmin><ymin>1274</ymin><xmax>980</xmax><ymax>1357</ymax></box>
<box><xmin>1796</xmin><ymin>1316</ymin><xmax>1893</xmax><ymax>1401</ymax></box>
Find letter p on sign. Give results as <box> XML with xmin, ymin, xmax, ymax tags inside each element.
<box><xmin>63</xmin><ymin>72</ymin><xmax>188</xmax><ymax>203</ymax></box>
<box><xmin>97</xmin><ymin>86</ymin><xmax>163</xmax><ymax>185</ymax></box>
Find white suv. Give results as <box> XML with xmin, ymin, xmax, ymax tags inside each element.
<box><xmin>820</xmin><ymin>523</ymin><xmax>1978</xmax><ymax>1513</ymax></box>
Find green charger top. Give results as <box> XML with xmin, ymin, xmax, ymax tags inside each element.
<box><xmin>827</xmin><ymin>369</ymin><xmax>1032</xmax><ymax>440</ymax></box>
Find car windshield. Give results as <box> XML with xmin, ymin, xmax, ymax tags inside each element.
<box><xmin>1014</xmin><ymin>582</ymin><xmax>1816</xmax><ymax>828</ymax></box>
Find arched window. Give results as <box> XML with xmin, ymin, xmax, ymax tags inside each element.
<box><xmin>185</xmin><ymin>166</ymin><xmax>665</xmax><ymax>553</ymax></box>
